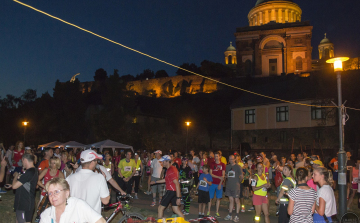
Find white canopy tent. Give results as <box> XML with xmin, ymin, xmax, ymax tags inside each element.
<box><xmin>37</xmin><ymin>141</ymin><xmax>63</xmax><ymax>148</ymax></box>
<box><xmin>60</xmin><ymin>141</ymin><xmax>86</xmax><ymax>149</ymax></box>
<box><xmin>86</xmin><ymin>139</ymin><xmax>134</xmax><ymax>153</ymax></box>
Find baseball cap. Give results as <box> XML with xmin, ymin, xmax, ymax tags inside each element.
<box><xmin>312</xmin><ymin>160</ymin><xmax>323</xmax><ymax>166</ymax></box>
<box><xmin>25</xmin><ymin>147</ymin><xmax>32</xmax><ymax>150</ymax></box>
<box><xmin>159</xmin><ymin>155</ymin><xmax>171</xmax><ymax>162</ymax></box>
<box><xmin>154</xmin><ymin>150</ymin><xmax>162</xmax><ymax>154</ymax></box>
<box><xmin>80</xmin><ymin>150</ymin><xmax>103</xmax><ymax>163</ymax></box>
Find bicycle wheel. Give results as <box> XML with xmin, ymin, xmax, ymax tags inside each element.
<box><xmin>117</xmin><ymin>212</ymin><xmax>146</xmax><ymax>223</ymax></box>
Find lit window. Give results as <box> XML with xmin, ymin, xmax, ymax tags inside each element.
<box><xmin>311</xmin><ymin>105</ymin><xmax>325</xmax><ymax>120</ymax></box>
<box><xmin>276</xmin><ymin>106</ymin><xmax>289</xmax><ymax>122</ymax></box>
<box><xmin>245</xmin><ymin>109</ymin><xmax>255</xmax><ymax>124</ymax></box>
<box><xmin>132</xmin><ymin>117</ymin><xmax>137</xmax><ymax>124</ymax></box>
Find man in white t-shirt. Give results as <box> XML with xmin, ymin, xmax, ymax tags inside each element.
<box><xmin>67</xmin><ymin>150</ymin><xmax>110</xmax><ymax>214</ymax></box>
<box><xmin>150</xmin><ymin>150</ymin><xmax>163</xmax><ymax>206</ymax></box>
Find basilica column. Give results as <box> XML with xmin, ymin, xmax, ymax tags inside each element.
<box><xmin>285</xmin><ymin>9</ymin><xmax>289</xmax><ymax>22</ymax></box>
<box><xmin>265</xmin><ymin>10</ymin><xmax>269</xmax><ymax>23</ymax></box>
<box><xmin>278</xmin><ymin>9</ymin><xmax>283</xmax><ymax>23</ymax></box>
<box><xmin>271</xmin><ymin>9</ymin><xmax>276</xmax><ymax>21</ymax></box>
<box><xmin>259</xmin><ymin>12</ymin><xmax>263</xmax><ymax>25</ymax></box>
<box><xmin>290</xmin><ymin>10</ymin><xmax>294</xmax><ymax>22</ymax></box>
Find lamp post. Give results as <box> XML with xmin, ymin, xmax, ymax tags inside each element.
<box><xmin>185</xmin><ymin>122</ymin><xmax>191</xmax><ymax>154</ymax></box>
<box><xmin>326</xmin><ymin>57</ymin><xmax>349</xmax><ymax>218</ymax></box>
<box><xmin>22</xmin><ymin>121</ymin><xmax>28</xmax><ymax>145</ymax></box>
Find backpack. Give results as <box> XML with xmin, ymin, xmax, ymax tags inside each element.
<box><xmin>274</xmin><ymin>169</ymin><xmax>283</xmax><ymax>188</ymax></box>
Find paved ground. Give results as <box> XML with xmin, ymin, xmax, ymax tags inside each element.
<box><xmin>126</xmin><ymin>188</ymin><xmax>278</xmax><ymax>223</ymax></box>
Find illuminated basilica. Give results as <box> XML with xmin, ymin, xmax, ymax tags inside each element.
<box><xmin>223</xmin><ymin>0</ymin><xmax>355</xmax><ymax>76</ymax></box>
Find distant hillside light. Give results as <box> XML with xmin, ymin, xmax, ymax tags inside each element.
<box><xmin>326</xmin><ymin>57</ymin><xmax>349</xmax><ymax>72</ymax></box>
<box><xmin>22</xmin><ymin>121</ymin><xmax>28</xmax><ymax>126</ymax></box>
<box><xmin>185</xmin><ymin>121</ymin><xmax>191</xmax><ymax>126</ymax></box>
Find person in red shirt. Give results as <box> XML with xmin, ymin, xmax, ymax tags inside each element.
<box><xmin>150</xmin><ymin>155</ymin><xmax>184</xmax><ymax>219</ymax></box>
<box><xmin>13</xmin><ymin>141</ymin><xmax>25</xmax><ymax>173</ymax></box>
<box><xmin>209</xmin><ymin>152</ymin><xmax>226</xmax><ymax>217</ymax></box>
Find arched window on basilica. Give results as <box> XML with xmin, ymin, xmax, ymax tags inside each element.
<box><xmin>296</xmin><ymin>56</ymin><xmax>303</xmax><ymax>71</ymax></box>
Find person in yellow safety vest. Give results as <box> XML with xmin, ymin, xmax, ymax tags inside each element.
<box><xmin>132</xmin><ymin>153</ymin><xmax>143</xmax><ymax>199</ymax></box>
<box><xmin>251</xmin><ymin>162</ymin><xmax>271</xmax><ymax>223</ymax></box>
<box><xmin>275</xmin><ymin>164</ymin><xmax>296</xmax><ymax>223</ymax></box>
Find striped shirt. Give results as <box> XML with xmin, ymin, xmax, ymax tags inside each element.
<box><xmin>288</xmin><ymin>187</ymin><xmax>317</xmax><ymax>223</ymax></box>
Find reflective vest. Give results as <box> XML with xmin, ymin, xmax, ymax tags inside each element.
<box><xmin>279</xmin><ymin>177</ymin><xmax>296</xmax><ymax>203</ymax></box>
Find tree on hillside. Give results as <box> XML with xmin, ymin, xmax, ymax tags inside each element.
<box><xmin>176</xmin><ymin>63</ymin><xmax>201</xmax><ymax>76</ymax></box>
<box><xmin>21</xmin><ymin>89</ymin><xmax>37</xmax><ymax>102</ymax></box>
<box><xmin>94</xmin><ymin>68</ymin><xmax>108</xmax><ymax>82</ymax></box>
<box><xmin>121</xmin><ymin>74</ymin><xmax>135</xmax><ymax>82</ymax></box>
<box><xmin>155</xmin><ymin>70</ymin><xmax>169</xmax><ymax>78</ymax></box>
<box><xmin>200</xmin><ymin>60</ymin><xmax>234</xmax><ymax>77</ymax></box>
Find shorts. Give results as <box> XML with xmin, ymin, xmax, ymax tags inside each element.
<box><xmin>209</xmin><ymin>184</ymin><xmax>223</xmax><ymax>199</ymax></box>
<box><xmin>243</xmin><ymin>180</ymin><xmax>249</xmax><ymax>187</ymax></box>
<box><xmin>151</xmin><ymin>176</ymin><xmax>165</xmax><ymax>195</ymax></box>
<box><xmin>225</xmin><ymin>186</ymin><xmax>240</xmax><ymax>198</ymax></box>
<box><xmin>352</xmin><ymin>183</ymin><xmax>358</xmax><ymax>190</ymax></box>
<box><xmin>13</xmin><ymin>166</ymin><xmax>23</xmax><ymax>174</ymax></box>
<box><xmin>16</xmin><ymin>209</ymin><xmax>34</xmax><ymax>223</ymax></box>
<box><xmin>333</xmin><ymin>171</ymin><xmax>338</xmax><ymax>181</ymax></box>
<box><xmin>198</xmin><ymin>190</ymin><xmax>210</xmax><ymax>203</ymax></box>
<box><xmin>160</xmin><ymin>190</ymin><xmax>177</xmax><ymax>207</ymax></box>
<box><xmin>252</xmin><ymin>194</ymin><xmax>268</xmax><ymax>205</ymax></box>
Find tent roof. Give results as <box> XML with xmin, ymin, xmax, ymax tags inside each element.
<box><xmin>86</xmin><ymin>139</ymin><xmax>133</xmax><ymax>152</ymax></box>
<box><xmin>37</xmin><ymin>141</ymin><xmax>63</xmax><ymax>148</ymax></box>
<box><xmin>60</xmin><ymin>141</ymin><xmax>86</xmax><ymax>148</ymax></box>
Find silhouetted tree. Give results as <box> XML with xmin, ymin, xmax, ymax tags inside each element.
<box><xmin>155</xmin><ymin>70</ymin><xmax>169</xmax><ymax>78</ymax></box>
<box><xmin>176</xmin><ymin>63</ymin><xmax>201</xmax><ymax>76</ymax></box>
<box><xmin>94</xmin><ymin>68</ymin><xmax>108</xmax><ymax>82</ymax></box>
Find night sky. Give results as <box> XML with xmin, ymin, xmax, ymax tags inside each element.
<box><xmin>1</xmin><ymin>0</ymin><xmax>359</xmax><ymax>97</ymax></box>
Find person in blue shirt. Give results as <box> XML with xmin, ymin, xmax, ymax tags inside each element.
<box><xmin>197</xmin><ymin>164</ymin><xmax>213</xmax><ymax>218</ymax></box>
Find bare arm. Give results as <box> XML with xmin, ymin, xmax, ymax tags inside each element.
<box><xmin>95</xmin><ymin>217</ymin><xmax>106</xmax><ymax>223</ymax></box>
<box><xmin>58</xmin><ymin>171</ymin><xmax>65</xmax><ymax>179</ymax></box>
<box><xmin>312</xmin><ymin>201</ymin><xmax>316</xmax><ymax>213</ymax></box>
<box><xmin>108</xmin><ymin>178</ymin><xmax>126</xmax><ymax>195</ymax></box>
<box><xmin>287</xmin><ymin>198</ymin><xmax>295</xmax><ymax>215</ymax></box>
<box><xmin>37</xmin><ymin>168</ymin><xmax>48</xmax><ymax>189</ymax></box>
<box><xmin>101</xmin><ymin>196</ymin><xmax>110</xmax><ymax>205</ymax></box>
<box><xmin>174</xmin><ymin>179</ymin><xmax>181</xmax><ymax>206</ymax></box>
<box><xmin>315</xmin><ymin>197</ymin><xmax>326</xmax><ymax>216</ymax></box>
<box><xmin>0</xmin><ymin>157</ymin><xmax>6</xmax><ymax>183</ymax></box>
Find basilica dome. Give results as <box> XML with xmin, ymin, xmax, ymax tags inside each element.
<box><xmin>248</xmin><ymin>0</ymin><xmax>301</xmax><ymax>26</ymax></box>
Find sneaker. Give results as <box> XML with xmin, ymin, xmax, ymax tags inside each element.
<box><xmin>150</xmin><ymin>201</ymin><xmax>156</xmax><ymax>207</ymax></box>
<box><xmin>215</xmin><ymin>213</ymin><xmax>221</xmax><ymax>218</ymax></box>
<box><xmin>224</xmin><ymin>215</ymin><xmax>232</xmax><ymax>221</ymax></box>
<box><xmin>183</xmin><ymin>211</ymin><xmax>189</xmax><ymax>215</ymax></box>
<box><xmin>248</xmin><ymin>207</ymin><xmax>255</xmax><ymax>211</ymax></box>
<box><xmin>206</xmin><ymin>211</ymin><xmax>210</xmax><ymax>216</ymax></box>
<box><xmin>0</xmin><ymin>189</ymin><xmax>7</xmax><ymax>194</ymax></box>
<box><xmin>276</xmin><ymin>211</ymin><xmax>279</xmax><ymax>216</ymax></box>
<box><xmin>198</xmin><ymin>214</ymin><xmax>204</xmax><ymax>218</ymax></box>
<box><xmin>233</xmin><ymin>216</ymin><xmax>239</xmax><ymax>222</ymax></box>
<box><xmin>134</xmin><ymin>195</ymin><xmax>138</xmax><ymax>199</ymax></box>
<box><xmin>241</xmin><ymin>206</ymin><xmax>245</xmax><ymax>213</ymax></box>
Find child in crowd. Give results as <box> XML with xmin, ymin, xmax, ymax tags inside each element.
<box><xmin>197</xmin><ymin>165</ymin><xmax>212</xmax><ymax>218</ymax></box>
<box><xmin>288</xmin><ymin>167</ymin><xmax>317</xmax><ymax>223</ymax></box>
<box><xmin>306</xmin><ymin>166</ymin><xmax>317</xmax><ymax>191</ymax></box>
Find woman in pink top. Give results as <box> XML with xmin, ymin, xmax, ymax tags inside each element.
<box><xmin>306</xmin><ymin>166</ymin><xmax>317</xmax><ymax>191</ymax></box>
<box><xmin>38</xmin><ymin>157</ymin><xmax>64</xmax><ymax>201</ymax></box>
<box><xmin>348</xmin><ymin>161</ymin><xmax>360</xmax><ymax>209</ymax></box>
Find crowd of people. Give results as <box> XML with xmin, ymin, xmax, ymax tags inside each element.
<box><xmin>0</xmin><ymin>141</ymin><xmax>359</xmax><ymax>223</ymax></box>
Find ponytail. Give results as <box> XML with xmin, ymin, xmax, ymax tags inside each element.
<box><xmin>314</xmin><ymin>166</ymin><xmax>334</xmax><ymax>187</ymax></box>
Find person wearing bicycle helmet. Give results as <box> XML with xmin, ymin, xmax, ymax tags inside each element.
<box><xmin>40</xmin><ymin>177</ymin><xmax>106</xmax><ymax>223</ymax></box>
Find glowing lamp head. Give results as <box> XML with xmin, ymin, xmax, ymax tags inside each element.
<box><xmin>326</xmin><ymin>57</ymin><xmax>349</xmax><ymax>72</ymax></box>
<box><xmin>185</xmin><ymin>121</ymin><xmax>191</xmax><ymax>126</ymax></box>
<box><xmin>22</xmin><ymin>122</ymin><xmax>28</xmax><ymax>126</ymax></box>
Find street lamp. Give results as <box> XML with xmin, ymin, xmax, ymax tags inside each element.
<box><xmin>326</xmin><ymin>57</ymin><xmax>349</xmax><ymax>218</ymax></box>
<box><xmin>22</xmin><ymin>121</ymin><xmax>28</xmax><ymax>145</ymax></box>
<box><xmin>185</xmin><ymin>122</ymin><xmax>191</xmax><ymax>154</ymax></box>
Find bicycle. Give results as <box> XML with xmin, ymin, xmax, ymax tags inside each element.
<box><xmin>103</xmin><ymin>194</ymin><xmax>146</xmax><ymax>223</ymax></box>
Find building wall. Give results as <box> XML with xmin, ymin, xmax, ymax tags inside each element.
<box><xmin>235</xmin><ymin>25</ymin><xmax>313</xmax><ymax>76</ymax></box>
<box><xmin>232</xmin><ymin>126</ymin><xmax>338</xmax><ymax>150</ymax></box>
<box><xmin>231</xmin><ymin>100</ymin><xmax>336</xmax><ymax>131</ymax></box>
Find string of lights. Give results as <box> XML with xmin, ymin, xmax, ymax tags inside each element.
<box><xmin>13</xmin><ymin>0</ymin><xmax>358</xmax><ymax>111</ymax></box>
